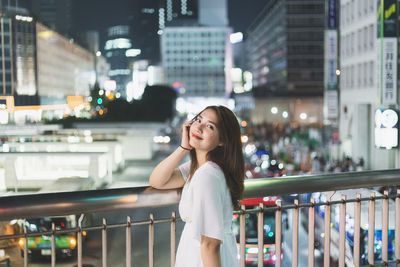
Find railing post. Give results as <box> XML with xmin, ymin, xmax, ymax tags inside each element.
<box><xmin>396</xmin><ymin>189</ymin><xmax>400</xmax><ymax>261</ymax></box>
<box><xmin>292</xmin><ymin>199</ymin><xmax>299</xmax><ymax>267</ymax></box>
<box><xmin>353</xmin><ymin>193</ymin><xmax>361</xmax><ymax>267</ymax></box>
<box><xmin>368</xmin><ymin>192</ymin><xmax>375</xmax><ymax>265</ymax></box>
<box><xmin>323</xmin><ymin>200</ymin><xmax>331</xmax><ymax>267</ymax></box>
<box><xmin>78</xmin><ymin>214</ymin><xmax>84</xmax><ymax>267</ymax></box>
<box><xmin>239</xmin><ymin>205</ymin><xmax>246</xmax><ymax>267</ymax></box>
<box><xmin>149</xmin><ymin>213</ymin><xmax>154</xmax><ymax>267</ymax></box>
<box><xmin>51</xmin><ymin>222</ymin><xmax>56</xmax><ymax>267</ymax></box>
<box><xmin>308</xmin><ymin>198</ymin><xmax>315</xmax><ymax>267</ymax></box>
<box><xmin>102</xmin><ymin>218</ymin><xmax>107</xmax><ymax>267</ymax></box>
<box><xmin>126</xmin><ymin>216</ymin><xmax>132</xmax><ymax>267</ymax></box>
<box><xmin>23</xmin><ymin>222</ymin><xmax>28</xmax><ymax>267</ymax></box>
<box><xmin>275</xmin><ymin>200</ymin><xmax>282</xmax><ymax>267</ymax></box>
<box><xmin>170</xmin><ymin>212</ymin><xmax>176</xmax><ymax>267</ymax></box>
<box><xmin>382</xmin><ymin>190</ymin><xmax>389</xmax><ymax>263</ymax></box>
<box><xmin>257</xmin><ymin>203</ymin><xmax>264</xmax><ymax>267</ymax></box>
<box><xmin>338</xmin><ymin>195</ymin><xmax>346</xmax><ymax>267</ymax></box>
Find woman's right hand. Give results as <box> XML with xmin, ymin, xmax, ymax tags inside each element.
<box><xmin>181</xmin><ymin>122</ymin><xmax>192</xmax><ymax>150</ymax></box>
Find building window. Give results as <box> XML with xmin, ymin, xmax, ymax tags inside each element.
<box><xmin>357</xmin><ymin>29</ymin><xmax>362</xmax><ymax>52</ymax></box>
<box><xmin>369</xmin><ymin>61</ymin><xmax>374</xmax><ymax>86</ymax></box>
<box><xmin>369</xmin><ymin>25</ymin><xmax>374</xmax><ymax>49</ymax></box>
<box><xmin>350</xmin><ymin>65</ymin><xmax>354</xmax><ymax>88</ymax></box>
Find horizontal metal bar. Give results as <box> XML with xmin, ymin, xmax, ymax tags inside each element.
<box><xmin>0</xmin><ymin>186</ymin><xmax>180</xmax><ymax>221</ymax></box>
<box><xmin>243</xmin><ymin>169</ymin><xmax>400</xmax><ymax>198</ymax></box>
<box><xmin>0</xmin><ymin>169</ymin><xmax>397</xmax><ymax>221</ymax></box>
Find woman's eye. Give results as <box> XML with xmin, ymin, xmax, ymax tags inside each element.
<box><xmin>207</xmin><ymin>124</ymin><xmax>214</xmax><ymax>130</ymax></box>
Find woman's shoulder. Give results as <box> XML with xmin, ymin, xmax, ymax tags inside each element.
<box><xmin>192</xmin><ymin>161</ymin><xmax>225</xmax><ymax>186</ymax></box>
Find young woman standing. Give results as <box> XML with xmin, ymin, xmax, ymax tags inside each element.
<box><xmin>149</xmin><ymin>105</ymin><xmax>244</xmax><ymax>267</ymax></box>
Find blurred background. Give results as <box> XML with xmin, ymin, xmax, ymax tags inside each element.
<box><xmin>0</xmin><ymin>0</ymin><xmax>399</xmax><ymax>266</ymax></box>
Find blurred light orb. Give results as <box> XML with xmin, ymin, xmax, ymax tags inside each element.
<box><xmin>299</xmin><ymin>112</ymin><xmax>307</xmax><ymax>120</ymax></box>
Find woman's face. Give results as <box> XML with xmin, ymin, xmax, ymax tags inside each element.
<box><xmin>189</xmin><ymin>108</ymin><xmax>221</xmax><ymax>153</ymax></box>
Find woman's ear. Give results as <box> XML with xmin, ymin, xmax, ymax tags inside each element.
<box><xmin>218</xmin><ymin>143</ymin><xmax>224</xmax><ymax>147</ymax></box>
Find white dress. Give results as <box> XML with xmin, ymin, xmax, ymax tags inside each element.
<box><xmin>175</xmin><ymin>161</ymin><xmax>239</xmax><ymax>267</ymax></box>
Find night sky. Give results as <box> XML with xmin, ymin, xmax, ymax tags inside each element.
<box><xmin>72</xmin><ymin>0</ymin><xmax>267</xmax><ymax>42</ymax></box>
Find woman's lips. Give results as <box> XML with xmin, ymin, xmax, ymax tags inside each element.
<box><xmin>191</xmin><ymin>133</ymin><xmax>203</xmax><ymax>140</ymax></box>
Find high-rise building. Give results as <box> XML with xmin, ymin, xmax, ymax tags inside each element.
<box><xmin>130</xmin><ymin>0</ymin><xmax>198</xmax><ymax>64</ymax></box>
<box><xmin>29</xmin><ymin>0</ymin><xmax>72</xmax><ymax>36</ymax></box>
<box><xmin>0</xmin><ymin>0</ymin><xmax>97</xmax><ymax>123</ymax></box>
<box><xmin>161</xmin><ymin>26</ymin><xmax>232</xmax><ymax>98</ymax></box>
<box><xmin>246</xmin><ymin>0</ymin><xmax>325</xmax><ymax>96</ymax></box>
<box><xmin>0</xmin><ymin>2</ymin><xmax>39</xmax><ymax>107</ymax></box>
<box><xmin>104</xmin><ymin>25</ymin><xmax>133</xmax><ymax>98</ymax></box>
<box><xmin>339</xmin><ymin>0</ymin><xmax>399</xmax><ymax>169</ymax></box>
<box><xmin>161</xmin><ymin>0</ymin><xmax>232</xmax><ymax>100</ymax></box>
<box><xmin>244</xmin><ymin>0</ymin><xmax>325</xmax><ymax>125</ymax></box>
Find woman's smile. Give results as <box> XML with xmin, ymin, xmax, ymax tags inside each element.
<box><xmin>191</xmin><ymin>133</ymin><xmax>203</xmax><ymax>140</ymax></box>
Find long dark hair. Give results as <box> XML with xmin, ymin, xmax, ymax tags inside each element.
<box><xmin>188</xmin><ymin>105</ymin><xmax>244</xmax><ymax>208</ymax></box>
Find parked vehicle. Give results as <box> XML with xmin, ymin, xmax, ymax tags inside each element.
<box><xmin>232</xmin><ymin>197</ymin><xmax>284</xmax><ymax>266</ymax></box>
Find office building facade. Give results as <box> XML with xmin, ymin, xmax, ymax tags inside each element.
<box><xmin>36</xmin><ymin>23</ymin><xmax>95</xmax><ymax>105</ymax></box>
<box><xmin>339</xmin><ymin>0</ymin><xmax>399</xmax><ymax>169</ymax></box>
<box><xmin>246</xmin><ymin>0</ymin><xmax>325</xmax><ymax>96</ymax></box>
<box><xmin>161</xmin><ymin>26</ymin><xmax>232</xmax><ymax>97</ymax></box>
<box><xmin>0</xmin><ymin>5</ymin><xmax>39</xmax><ymax>107</ymax></box>
<box><xmin>130</xmin><ymin>0</ymin><xmax>198</xmax><ymax>64</ymax></box>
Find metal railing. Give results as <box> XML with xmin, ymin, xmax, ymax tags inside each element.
<box><xmin>0</xmin><ymin>169</ymin><xmax>399</xmax><ymax>266</ymax></box>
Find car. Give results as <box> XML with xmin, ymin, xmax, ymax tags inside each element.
<box><xmin>18</xmin><ymin>215</ymin><xmax>88</xmax><ymax>261</ymax></box>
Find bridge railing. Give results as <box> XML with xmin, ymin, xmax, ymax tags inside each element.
<box><xmin>0</xmin><ymin>169</ymin><xmax>399</xmax><ymax>267</ymax></box>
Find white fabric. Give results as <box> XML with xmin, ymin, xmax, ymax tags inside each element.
<box><xmin>176</xmin><ymin>161</ymin><xmax>239</xmax><ymax>267</ymax></box>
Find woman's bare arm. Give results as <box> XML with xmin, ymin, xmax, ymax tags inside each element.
<box><xmin>148</xmin><ymin>147</ymin><xmax>188</xmax><ymax>189</ymax></box>
<box><xmin>200</xmin><ymin>235</ymin><xmax>221</xmax><ymax>267</ymax></box>
<box><xmin>149</xmin><ymin>122</ymin><xmax>192</xmax><ymax>189</ymax></box>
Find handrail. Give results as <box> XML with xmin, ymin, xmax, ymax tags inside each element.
<box><xmin>243</xmin><ymin>168</ymin><xmax>400</xmax><ymax>198</ymax></box>
<box><xmin>0</xmin><ymin>169</ymin><xmax>399</xmax><ymax>221</ymax></box>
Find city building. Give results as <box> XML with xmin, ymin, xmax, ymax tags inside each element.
<box><xmin>29</xmin><ymin>0</ymin><xmax>73</xmax><ymax>36</ymax></box>
<box><xmin>36</xmin><ymin>22</ymin><xmax>95</xmax><ymax>111</ymax></box>
<box><xmin>161</xmin><ymin>26</ymin><xmax>232</xmax><ymax>98</ymax></box>
<box><xmin>247</xmin><ymin>0</ymin><xmax>325</xmax><ymax>96</ymax></box>
<box><xmin>0</xmin><ymin>3</ymin><xmax>39</xmax><ymax>115</ymax></box>
<box><xmin>339</xmin><ymin>0</ymin><xmax>399</xmax><ymax>169</ymax></box>
<box><xmin>160</xmin><ymin>0</ymin><xmax>234</xmax><ymax>113</ymax></box>
<box><xmin>104</xmin><ymin>25</ymin><xmax>134</xmax><ymax>99</ymax></box>
<box><xmin>245</xmin><ymin>0</ymin><xmax>325</xmax><ymax>125</ymax></box>
<box><xmin>129</xmin><ymin>0</ymin><xmax>198</xmax><ymax>64</ymax></box>
<box><xmin>0</xmin><ymin>0</ymin><xmax>97</xmax><ymax>124</ymax></box>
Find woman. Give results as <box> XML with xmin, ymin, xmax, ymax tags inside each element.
<box><xmin>149</xmin><ymin>105</ymin><xmax>244</xmax><ymax>267</ymax></box>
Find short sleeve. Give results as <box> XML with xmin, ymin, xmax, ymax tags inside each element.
<box><xmin>191</xmin><ymin>170</ymin><xmax>224</xmax><ymax>242</ymax></box>
<box><xmin>178</xmin><ymin>161</ymin><xmax>190</xmax><ymax>181</ymax></box>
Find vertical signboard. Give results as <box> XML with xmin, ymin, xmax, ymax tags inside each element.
<box><xmin>378</xmin><ymin>0</ymin><xmax>398</xmax><ymax>105</ymax></box>
<box><xmin>324</xmin><ymin>0</ymin><xmax>338</xmax><ymax>120</ymax></box>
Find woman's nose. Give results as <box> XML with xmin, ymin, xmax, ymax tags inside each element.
<box><xmin>193</xmin><ymin>123</ymin><xmax>203</xmax><ymax>132</ymax></box>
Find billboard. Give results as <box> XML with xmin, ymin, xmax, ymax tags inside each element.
<box><xmin>377</xmin><ymin>0</ymin><xmax>398</xmax><ymax>104</ymax></box>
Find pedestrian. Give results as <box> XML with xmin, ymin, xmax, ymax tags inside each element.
<box><xmin>149</xmin><ymin>105</ymin><xmax>244</xmax><ymax>267</ymax></box>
